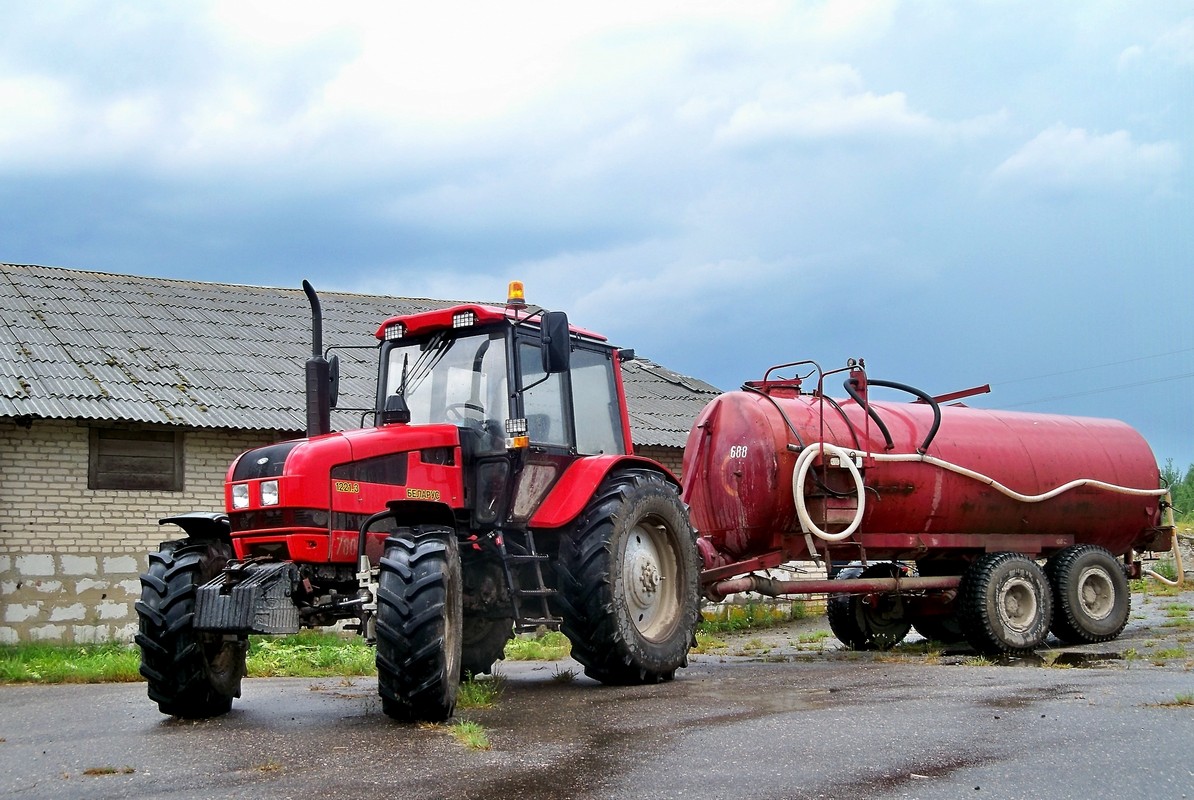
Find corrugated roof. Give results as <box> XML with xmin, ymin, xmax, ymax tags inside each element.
<box><xmin>0</xmin><ymin>263</ymin><xmax>721</xmax><ymax>448</ymax></box>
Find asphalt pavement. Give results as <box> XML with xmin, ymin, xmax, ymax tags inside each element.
<box><xmin>2</xmin><ymin>589</ymin><xmax>1192</xmax><ymax>800</ymax></box>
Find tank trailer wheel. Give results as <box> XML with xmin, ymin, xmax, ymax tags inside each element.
<box><xmin>558</xmin><ymin>470</ymin><xmax>701</xmax><ymax>685</ymax></box>
<box><xmin>911</xmin><ymin>615</ymin><xmax>965</xmax><ymax>644</ymax></box>
<box><xmin>959</xmin><ymin>552</ymin><xmax>1053</xmax><ymax>656</ymax></box>
<box><xmin>376</xmin><ymin>527</ymin><xmax>463</xmax><ymax>722</ymax></box>
<box><xmin>135</xmin><ymin>539</ymin><xmax>247</xmax><ymax>719</ymax></box>
<box><xmin>1045</xmin><ymin>544</ymin><xmax>1130</xmax><ymax>644</ymax></box>
<box><xmin>827</xmin><ymin>563</ymin><xmax>912</xmax><ymax>651</ymax></box>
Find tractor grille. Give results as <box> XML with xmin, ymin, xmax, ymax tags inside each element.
<box><xmin>230</xmin><ymin>507</ymin><xmax>329</xmax><ymax>532</ymax></box>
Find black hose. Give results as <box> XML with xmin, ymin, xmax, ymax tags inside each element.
<box><xmin>867</xmin><ymin>379</ymin><xmax>942</xmax><ymax>453</ymax></box>
<box><xmin>358</xmin><ymin>508</ymin><xmax>396</xmax><ymax>565</ymax></box>
<box><xmin>844</xmin><ymin>378</ymin><xmax>894</xmax><ymax>451</ymax></box>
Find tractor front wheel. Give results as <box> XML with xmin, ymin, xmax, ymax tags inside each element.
<box><xmin>375</xmin><ymin>527</ymin><xmax>462</xmax><ymax>722</ymax></box>
<box><xmin>559</xmin><ymin>470</ymin><xmax>700</xmax><ymax>684</ymax></box>
<box><xmin>135</xmin><ymin>539</ymin><xmax>247</xmax><ymax>718</ymax></box>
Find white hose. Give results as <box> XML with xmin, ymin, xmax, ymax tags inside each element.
<box><xmin>791</xmin><ymin>443</ymin><xmax>866</xmax><ymax>542</ymax></box>
<box><xmin>792</xmin><ymin>442</ymin><xmax>1170</xmax><ymax>542</ymax></box>
<box><xmin>1143</xmin><ymin>497</ymin><xmax>1184</xmax><ymax>588</ymax></box>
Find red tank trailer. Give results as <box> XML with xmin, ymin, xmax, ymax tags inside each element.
<box><xmin>682</xmin><ymin>359</ymin><xmax>1174</xmax><ymax>656</ymax></box>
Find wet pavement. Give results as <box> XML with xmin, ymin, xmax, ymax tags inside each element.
<box><xmin>1</xmin><ymin>588</ymin><xmax>1192</xmax><ymax>800</ymax></box>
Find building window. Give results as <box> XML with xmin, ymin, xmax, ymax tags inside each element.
<box><xmin>88</xmin><ymin>428</ymin><xmax>185</xmax><ymax>491</ymax></box>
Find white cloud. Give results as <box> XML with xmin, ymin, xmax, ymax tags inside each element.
<box><xmin>710</xmin><ymin>64</ymin><xmax>1004</xmax><ymax>150</ymax></box>
<box><xmin>0</xmin><ymin>75</ymin><xmax>71</xmax><ymax>159</ymax></box>
<box><xmin>1118</xmin><ymin>16</ymin><xmax>1194</xmax><ymax>70</ymax></box>
<box><xmin>991</xmin><ymin>124</ymin><xmax>1181</xmax><ymax>193</ymax></box>
<box><xmin>714</xmin><ymin>65</ymin><xmax>935</xmax><ymax>147</ymax></box>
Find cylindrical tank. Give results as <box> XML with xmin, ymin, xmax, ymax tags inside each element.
<box><xmin>681</xmin><ymin>379</ymin><xmax>1164</xmax><ymax>568</ymax></box>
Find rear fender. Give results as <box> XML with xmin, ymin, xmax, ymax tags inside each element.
<box><xmin>527</xmin><ymin>455</ymin><xmax>678</xmax><ymax>529</ymax></box>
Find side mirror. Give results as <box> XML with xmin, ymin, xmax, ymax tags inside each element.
<box><xmin>328</xmin><ymin>354</ymin><xmax>340</xmax><ymax>409</ymax></box>
<box><xmin>540</xmin><ymin>311</ymin><xmax>571</xmax><ymax>374</ymax></box>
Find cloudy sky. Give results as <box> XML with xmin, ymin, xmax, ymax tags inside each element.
<box><xmin>2</xmin><ymin>1</ymin><xmax>1192</xmax><ymax>468</ymax></box>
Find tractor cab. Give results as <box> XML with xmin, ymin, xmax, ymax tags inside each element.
<box><xmin>372</xmin><ymin>283</ymin><xmax>633</xmax><ymax>532</ymax></box>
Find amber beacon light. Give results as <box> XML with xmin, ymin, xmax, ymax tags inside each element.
<box><xmin>506</xmin><ymin>280</ymin><xmax>527</xmax><ymax>309</ymax></box>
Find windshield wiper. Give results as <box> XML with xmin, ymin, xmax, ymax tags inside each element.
<box><xmin>403</xmin><ymin>332</ymin><xmax>450</xmax><ymax>396</ymax></box>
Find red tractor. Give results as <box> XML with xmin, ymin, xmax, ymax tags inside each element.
<box><xmin>135</xmin><ymin>282</ymin><xmax>701</xmax><ymax>722</ymax></box>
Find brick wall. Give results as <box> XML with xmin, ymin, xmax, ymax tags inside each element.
<box><xmin>635</xmin><ymin>444</ymin><xmax>684</xmax><ymax>478</ymax></box>
<box><xmin>0</xmin><ymin>419</ymin><xmax>279</xmax><ymax>644</ymax></box>
<box><xmin>0</xmin><ymin>420</ymin><xmax>690</xmax><ymax>645</ymax></box>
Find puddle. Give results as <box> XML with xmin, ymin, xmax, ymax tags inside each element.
<box><xmin>1047</xmin><ymin>650</ymin><xmax>1123</xmax><ymax>668</ymax></box>
<box><xmin>976</xmin><ymin>651</ymin><xmax>1124</xmax><ymax>669</ymax></box>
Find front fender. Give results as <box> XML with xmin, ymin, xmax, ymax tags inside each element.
<box><xmin>159</xmin><ymin>512</ymin><xmax>232</xmax><ymax>542</ymax></box>
<box><xmin>528</xmin><ymin>455</ymin><xmax>678</xmax><ymax>529</ymax></box>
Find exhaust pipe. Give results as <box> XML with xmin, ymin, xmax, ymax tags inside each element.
<box><xmin>302</xmin><ymin>280</ymin><xmax>331</xmax><ymax>437</ymax></box>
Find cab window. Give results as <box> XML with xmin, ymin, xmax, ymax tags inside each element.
<box><xmin>571</xmin><ymin>348</ymin><xmax>625</xmax><ymax>455</ymax></box>
<box><xmin>518</xmin><ymin>339</ymin><xmax>569</xmax><ymax>447</ymax></box>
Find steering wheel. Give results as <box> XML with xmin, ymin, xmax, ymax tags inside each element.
<box><xmin>444</xmin><ymin>402</ymin><xmax>485</xmax><ymax>424</ymax></box>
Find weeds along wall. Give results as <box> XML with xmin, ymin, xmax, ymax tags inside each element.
<box><xmin>0</xmin><ymin>419</ymin><xmax>281</xmax><ymax>645</ymax></box>
<box><xmin>0</xmin><ymin>421</ymin><xmax>690</xmax><ymax>645</ymax></box>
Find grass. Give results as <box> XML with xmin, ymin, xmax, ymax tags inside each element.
<box><xmin>0</xmin><ymin>642</ymin><xmax>141</xmax><ymax>684</ymax></box>
<box><xmin>1152</xmin><ymin>648</ymin><xmax>1186</xmax><ymax>660</ymax></box>
<box><xmin>691</xmin><ymin>630</ymin><xmax>729</xmax><ymax>654</ymax></box>
<box><xmin>503</xmin><ymin>630</ymin><xmax>570</xmax><ymax>661</ymax></box>
<box><xmin>246</xmin><ymin>632</ymin><xmax>375</xmax><ymax>677</ymax></box>
<box><xmin>449</xmin><ymin>720</ymin><xmax>492</xmax><ymax>750</ymax></box>
<box><xmin>1163</xmin><ymin>603</ymin><xmax>1192</xmax><ymax>618</ymax></box>
<box><xmin>738</xmin><ymin>637</ymin><xmax>771</xmax><ymax>654</ymax></box>
<box><xmin>3</xmin><ymin>628</ymin><xmax>575</xmax><ymax>686</ymax></box>
<box><xmin>0</xmin><ymin>632</ymin><xmax>376</xmax><ymax>685</ymax></box>
<box><xmin>1148</xmin><ymin>693</ymin><xmax>1194</xmax><ymax>708</ymax></box>
<box><xmin>1132</xmin><ymin>572</ymin><xmax>1184</xmax><ymax>598</ymax></box>
<box><xmin>1160</xmin><ymin>619</ymin><xmax>1194</xmax><ymax>630</ymax></box>
<box><xmin>456</xmin><ymin>675</ymin><xmax>503</xmax><ymax>709</ymax></box>
<box><xmin>699</xmin><ymin>601</ymin><xmax>808</xmax><ymax>633</ymax></box>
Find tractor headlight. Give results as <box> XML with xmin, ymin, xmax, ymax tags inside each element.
<box><xmin>260</xmin><ymin>480</ymin><xmax>280</xmax><ymax>506</ymax></box>
<box><xmin>384</xmin><ymin>322</ymin><xmax>406</xmax><ymax>340</ymax></box>
<box><xmin>231</xmin><ymin>483</ymin><xmax>250</xmax><ymax>509</ymax></box>
<box><xmin>474</xmin><ymin>461</ymin><xmax>510</xmax><ymax>525</ymax></box>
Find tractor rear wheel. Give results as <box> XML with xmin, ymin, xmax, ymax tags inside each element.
<box><xmin>558</xmin><ymin>470</ymin><xmax>700</xmax><ymax>685</ymax></box>
<box><xmin>959</xmin><ymin>552</ymin><xmax>1052</xmax><ymax>656</ymax></box>
<box><xmin>375</xmin><ymin>527</ymin><xmax>462</xmax><ymax>722</ymax></box>
<box><xmin>1045</xmin><ymin>544</ymin><xmax>1130</xmax><ymax>644</ymax></box>
<box><xmin>827</xmin><ymin>563</ymin><xmax>912</xmax><ymax>650</ymax></box>
<box><xmin>135</xmin><ymin>539</ymin><xmax>247</xmax><ymax>718</ymax></box>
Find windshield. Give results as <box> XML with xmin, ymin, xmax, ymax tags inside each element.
<box><xmin>383</xmin><ymin>329</ymin><xmax>509</xmax><ymax>435</ymax></box>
